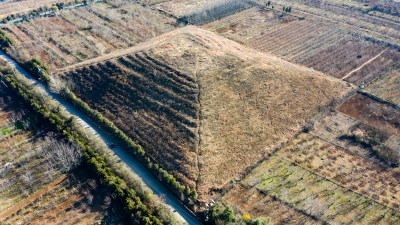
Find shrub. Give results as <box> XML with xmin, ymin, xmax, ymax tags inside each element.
<box><xmin>0</xmin><ymin>30</ymin><xmax>15</xmax><ymax>48</ymax></box>
<box><xmin>21</xmin><ymin>58</ymin><xmax>50</xmax><ymax>83</ymax></box>
<box><xmin>208</xmin><ymin>201</ymin><xmax>272</xmax><ymax>225</ymax></box>
<box><xmin>222</xmin><ymin>206</ymin><xmax>235</xmax><ymax>222</ymax></box>
<box><xmin>191</xmin><ymin>190</ymin><xmax>198</xmax><ymax>201</ymax></box>
<box><xmin>184</xmin><ymin>185</ymin><xmax>191</xmax><ymax>197</ymax></box>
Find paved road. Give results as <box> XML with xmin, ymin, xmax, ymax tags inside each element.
<box><xmin>0</xmin><ymin>50</ymin><xmax>202</xmax><ymax>225</ymax></box>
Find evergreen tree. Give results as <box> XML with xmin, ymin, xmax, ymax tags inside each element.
<box><xmin>190</xmin><ymin>190</ymin><xmax>198</xmax><ymax>201</ymax></box>
<box><xmin>184</xmin><ymin>185</ymin><xmax>191</xmax><ymax>196</ymax></box>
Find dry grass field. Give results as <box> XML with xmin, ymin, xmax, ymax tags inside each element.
<box><xmin>310</xmin><ymin>112</ymin><xmax>388</xmax><ymax>166</ymax></box>
<box><xmin>2</xmin><ymin>1</ymin><xmax>175</xmax><ymax>70</ymax></box>
<box><xmin>0</xmin><ymin>70</ymin><xmax>125</xmax><ymax>224</ymax></box>
<box><xmin>56</xmin><ymin>26</ymin><xmax>352</xmax><ymax>202</ymax></box>
<box><xmin>0</xmin><ymin>0</ymin><xmax>65</xmax><ymax>19</ymax></box>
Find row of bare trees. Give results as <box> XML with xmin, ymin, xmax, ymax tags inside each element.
<box><xmin>179</xmin><ymin>0</ymin><xmax>255</xmax><ymax>25</ymax></box>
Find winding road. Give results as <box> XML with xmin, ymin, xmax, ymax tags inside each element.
<box><xmin>0</xmin><ymin>50</ymin><xmax>202</xmax><ymax>225</ymax></box>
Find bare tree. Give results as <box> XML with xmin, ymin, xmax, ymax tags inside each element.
<box><xmin>21</xmin><ymin>166</ymin><xmax>34</xmax><ymax>187</ymax></box>
<box><xmin>42</xmin><ymin>135</ymin><xmax>83</xmax><ymax>172</ymax></box>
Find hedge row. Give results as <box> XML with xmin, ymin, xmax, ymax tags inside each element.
<box><xmin>2</xmin><ymin>73</ymin><xmax>163</xmax><ymax>225</ymax></box>
<box><xmin>61</xmin><ymin>87</ymin><xmax>198</xmax><ymax>203</ymax></box>
<box><xmin>0</xmin><ymin>30</ymin><xmax>15</xmax><ymax>49</ymax></box>
<box><xmin>21</xmin><ymin>57</ymin><xmax>51</xmax><ymax>84</ymax></box>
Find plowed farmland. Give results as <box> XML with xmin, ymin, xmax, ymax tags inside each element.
<box><xmin>57</xmin><ymin>26</ymin><xmax>352</xmax><ymax>201</ymax></box>
<box><xmin>3</xmin><ymin>1</ymin><xmax>175</xmax><ymax>70</ymax></box>
<box><xmin>205</xmin><ymin>5</ymin><xmax>400</xmax><ymax>85</ymax></box>
<box><xmin>338</xmin><ymin>93</ymin><xmax>400</xmax><ymax>135</ymax></box>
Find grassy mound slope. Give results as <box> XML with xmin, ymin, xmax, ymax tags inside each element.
<box><xmin>57</xmin><ymin>26</ymin><xmax>352</xmax><ymax>201</ymax></box>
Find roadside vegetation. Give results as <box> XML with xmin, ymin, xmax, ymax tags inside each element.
<box><xmin>0</xmin><ymin>63</ymin><xmax>180</xmax><ymax>224</ymax></box>
<box><xmin>0</xmin><ymin>67</ymin><xmax>127</xmax><ymax>224</ymax></box>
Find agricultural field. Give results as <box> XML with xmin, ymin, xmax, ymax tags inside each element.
<box><xmin>1</xmin><ymin>0</ymin><xmax>400</xmax><ymax>223</ymax></box>
<box><xmin>2</xmin><ymin>0</ymin><xmax>176</xmax><ymax>70</ymax></box>
<box><xmin>152</xmin><ymin>0</ymin><xmax>218</xmax><ymax>18</ymax></box>
<box><xmin>0</xmin><ymin>0</ymin><xmax>66</xmax><ymax>19</ymax></box>
<box><xmin>338</xmin><ymin>93</ymin><xmax>400</xmax><ymax>135</ymax></box>
<box><xmin>310</xmin><ymin>112</ymin><xmax>388</xmax><ymax>166</ymax></box>
<box><xmin>365</xmin><ymin>63</ymin><xmax>400</xmax><ymax>107</ymax></box>
<box><xmin>237</xmin><ymin>154</ymin><xmax>400</xmax><ymax>224</ymax></box>
<box><xmin>205</xmin><ymin>5</ymin><xmax>400</xmax><ymax>85</ymax></box>
<box><xmin>223</xmin><ymin>185</ymin><xmax>321</xmax><ymax>224</ymax></box>
<box><xmin>0</xmin><ymin>67</ymin><xmax>125</xmax><ymax>224</ymax></box>
<box><xmin>252</xmin><ymin>0</ymin><xmax>400</xmax><ymax>47</ymax></box>
<box><xmin>56</xmin><ymin>26</ymin><xmax>352</xmax><ymax>202</ymax></box>
<box><xmin>278</xmin><ymin>133</ymin><xmax>400</xmax><ymax>209</ymax></box>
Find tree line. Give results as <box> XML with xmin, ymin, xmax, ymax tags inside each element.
<box><xmin>1</xmin><ymin>71</ymin><xmax>165</xmax><ymax>224</ymax></box>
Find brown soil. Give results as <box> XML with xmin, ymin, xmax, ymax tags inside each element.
<box><xmin>338</xmin><ymin>93</ymin><xmax>400</xmax><ymax>135</ymax></box>
<box><xmin>224</xmin><ymin>184</ymin><xmax>321</xmax><ymax>225</ymax></box>
<box><xmin>0</xmin><ymin>175</ymin><xmax>67</xmax><ymax>221</ymax></box>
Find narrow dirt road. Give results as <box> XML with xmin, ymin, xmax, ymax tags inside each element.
<box><xmin>0</xmin><ymin>50</ymin><xmax>202</xmax><ymax>225</ymax></box>
<box><xmin>341</xmin><ymin>49</ymin><xmax>387</xmax><ymax>80</ymax></box>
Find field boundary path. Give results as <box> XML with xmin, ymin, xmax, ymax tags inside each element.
<box><xmin>341</xmin><ymin>49</ymin><xmax>387</xmax><ymax>80</ymax></box>
<box><xmin>0</xmin><ymin>175</ymin><xmax>67</xmax><ymax>221</ymax></box>
<box><xmin>0</xmin><ymin>50</ymin><xmax>201</xmax><ymax>225</ymax></box>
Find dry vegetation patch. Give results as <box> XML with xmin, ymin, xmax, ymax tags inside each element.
<box><xmin>366</xmin><ymin>69</ymin><xmax>400</xmax><ymax>108</ymax></box>
<box><xmin>57</xmin><ymin>26</ymin><xmax>351</xmax><ymax>202</ymax></box>
<box><xmin>338</xmin><ymin>93</ymin><xmax>400</xmax><ymax>135</ymax></box>
<box><xmin>278</xmin><ymin>133</ymin><xmax>400</xmax><ymax>209</ymax></box>
<box><xmin>2</xmin><ymin>0</ymin><xmax>176</xmax><ymax>70</ymax></box>
<box><xmin>310</xmin><ymin>112</ymin><xmax>388</xmax><ymax>165</ymax></box>
<box><xmin>0</xmin><ymin>0</ymin><xmax>64</xmax><ymax>19</ymax></box>
<box><xmin>240</xmin><ymin>155</ymin><xmax>400</xmax><ymax>224</ymax></box>
<box><xmin>205</xmin><ymin>3</ymin><xmax>400</xmax><ymax>85</ymax></box>
<box><xmin>223</xmin><ymin>184</ymin><xmax>321</xmax><ymax>225</ymax></box>
<box><xmin>153</xmin><ymin>0</ymin><xmax>217</xmax><ymax>18</ymax></box>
